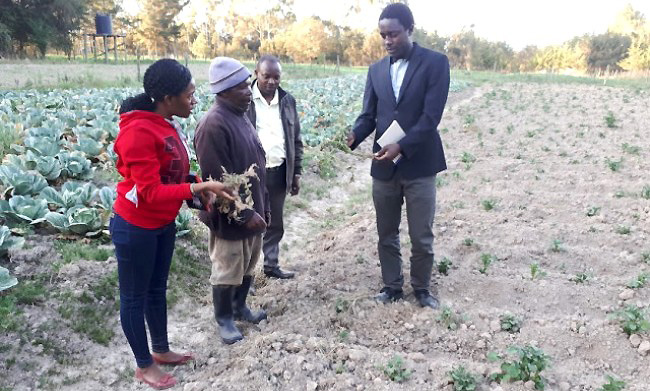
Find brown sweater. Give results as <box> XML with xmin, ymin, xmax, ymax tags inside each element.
<box><xmin>194</xmin><ymin>97</ymin><xmax>269</xmax><ymax>240</ymax></box>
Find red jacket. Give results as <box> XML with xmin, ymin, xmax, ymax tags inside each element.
<box><xmin>113</xmin><ymin>110</ymin><xmax>192</xmax><ymax>229</ymax></box>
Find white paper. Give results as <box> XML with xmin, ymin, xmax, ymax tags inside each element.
<box><xmin>376</xmin><ymin>120</ymin><xmax>405</xmax><ymax>164</ymax></box>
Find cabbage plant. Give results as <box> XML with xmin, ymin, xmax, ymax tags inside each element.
<box><xmin>0</xmin><ymin>195</ymin><xmax>49</xmax><ymax>225</ymax></box>
<box><xmin>0</xmin><ymin>225</ymin><xmax>25</xmax><ymax>255</ymax></box>
<box><xmin>24</xmin><ymin>136</ymin><xmax>62</xmax><ymax>156</ymax></box>
<box><xmin>0</xmin><ymin>165</ymin><xmax>48</xmax><ymax>197</ymax></box>
<box><xmin>74</xmin><ymin>137</ymin><xmax>104</xmax><ymax>157</ymax></box>
<box><xmin>57</xmin><ymin>151</ymin><xmax>94</xmax><ymax>180</ymax></box>
<box><xmin>0</xmin><ymin>265</ymin><xmax>18</xmax><ymax>292</ymax></box>
<box><xmin>45</xmin><ymin>206</ymin><xmax>104</xmax><ymax>237</ymax></box>
<box><xmin>41</xmin><ymin>182</ymin><xmax>98</xmax><ymax>212</ymax></box>
<box><xmin>97</xmin><ymin>186</ymin><xmax>116</xmax><ymax>210</ymax></box>
<box><xmin>175</xmin><ymin>209</ymin><xmax>192</xmax><ymax>237</ymax></box>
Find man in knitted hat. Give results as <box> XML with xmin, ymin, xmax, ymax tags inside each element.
<box><xmin>195</xmin><ymin>57</ymin><xmax>269</xmax><ymax>344</ymax></box>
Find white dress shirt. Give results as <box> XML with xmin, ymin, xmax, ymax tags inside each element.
<box><xmin>390</xmin><ymin>58</ymin><xmax>409</xmax><ymax>101</ymax></box>
<box><xmin>252</xmin><ymin>83</ymin><xmax>286</xmax><ymax>168</ymax></box>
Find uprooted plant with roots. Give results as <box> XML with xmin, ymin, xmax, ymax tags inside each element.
<box><xmin>212</xmin><ymin>164</ymin><xmax>259</xmax><ymax>223</ymax></box>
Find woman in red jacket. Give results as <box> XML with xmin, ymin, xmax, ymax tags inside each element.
<box><xmin>111</xmin><ymin>59</ymin><xmax>232</xmax><ymax>390</ymax></box>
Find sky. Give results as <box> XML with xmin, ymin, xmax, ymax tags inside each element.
<box><xmin>122</xmin><ymin>0</ymin><xmax>650</xmax><ymax>50</ymax></box>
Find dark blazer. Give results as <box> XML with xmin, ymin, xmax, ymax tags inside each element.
<box><xmin>246</xmin><ymin>82</ymin><xmax>304</xmax><ymax>193</ymax></box>
<box><xmin>350</xmin><ymin>43</ymin><xmax>449</xmax><ymax>180</ymax></box>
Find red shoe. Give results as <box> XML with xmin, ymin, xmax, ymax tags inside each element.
<box><xmin>135</xmin><ymin>368</ymin><xmax>176</xmax><ymax>390</ymax></box>
<box><xmin>152</xmin><ymin>352</ymin><xmax>195</xmax><ymax>366</ymax></box>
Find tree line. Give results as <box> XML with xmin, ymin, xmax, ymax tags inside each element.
<box><xmin>1</xmin><ymin>1</ymin><xmax>649</xmax><ymax>73</ymax></box>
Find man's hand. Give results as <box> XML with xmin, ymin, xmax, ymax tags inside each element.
<box><xmin>198</xmin><ymin>191</ymin><xmax>216</xmax><ymax>212</ymax></box>
<box><xmin>244</xmin><ymin>212</ymin><xmax>267</xmax><ymax>232</ymax></box>
<box><xmin>374</xmin><ymin>143</ymin><xmax>401</xmax><ymax>161</ymax></box>
<box><xmin>346</xmin><ymin>132</ymin><xmax>356</xmax><ymax>148</ymax></box>
<box><xmin>290</xmin><ymin>175</ymin><xmax>300</xmax><ymax>196</ymax></box>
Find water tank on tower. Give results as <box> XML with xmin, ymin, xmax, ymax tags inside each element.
<box><xmin>95</xmin><ymin>13</ymin><xmax>113</xmax><ymax>36</ymax></box>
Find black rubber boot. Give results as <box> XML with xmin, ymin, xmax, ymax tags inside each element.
<box><xmin>233</xmin><ymin>276</ymin><xmax>267</xmax><ymax>324</ymax></box>
<box><xmin>212</xmin><ymin>285</ymin><xmax>243</xmax><ymax>344</ymax></box>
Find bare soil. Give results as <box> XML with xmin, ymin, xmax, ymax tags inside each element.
<box><xmin>2</xmin><ymin>83</ymin><xmax>650</xmax><ymax>391</ymax></box>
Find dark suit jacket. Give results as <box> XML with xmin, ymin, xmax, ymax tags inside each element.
<box><xmin>350</xmin><ymin>43</ymin><xmax>449</xmax><ymax>180</ymax></box>
<box><xmin>246</xmin><ymin>82</ymin><xmax>304</xmax><ymax>193</ymax></box>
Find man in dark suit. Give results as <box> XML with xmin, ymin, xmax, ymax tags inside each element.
<box><xmin>246</xmin><ymin>55</ymin><xmax>303</xmax><ymax>280</ymax></box>
<box><xmin>347</xmin><ymin>3</ymin><xmax>449</xmax><ymax>309</ymax></box>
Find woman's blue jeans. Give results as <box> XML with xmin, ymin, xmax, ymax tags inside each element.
<box><xmin>110</xmin><ymin>213</ymin><xmax>176</xmax><ymax>368</ymax></box>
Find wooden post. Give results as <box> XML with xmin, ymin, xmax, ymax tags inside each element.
<box><xmin>103</xmin><ymin>36</ymin><xmax>108</xmax><ymax>63</ymax></box>
<box><xmin>136</xmin><ymin>46</ymin><xmax>141</xmax><ymax>82</ymax></box>
<box><xmin>124</xmin><ymin>37</ymin><xmax>127</xmax><ymax>63</ymax></box>
<box><xmin>114</xmin><ymin>36</ymin><xmax>118</xmax><ymax>63</ymax></box>
<box><xmin>93</xmin><ymin>36</ymin><xmax>97</xmax><ymax>62</ymax></box>
<box><xmin>184</xmin><ymin>52</ymin><xmax>188</xmax><ymax>68</ymax></box>
<box><xmin>83</xmin><ymin>34</ymin><xmax>88</xmax><ymax>61</ymax></box>
<box><xmin>336</xmin><ymin>54</ymin><xmax>340</xmax><ymax>75</ymax></box>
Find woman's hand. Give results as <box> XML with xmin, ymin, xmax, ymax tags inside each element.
<box><xmin>194</xmin><ymin>181</ymin><xmax>235</xmax><ymax>201</ymax></box>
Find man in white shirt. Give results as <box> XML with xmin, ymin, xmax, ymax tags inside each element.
<box><xmin>246</xmin><ymin>55</ymin><xmax>303</xmax><ymax>280</ymax></box>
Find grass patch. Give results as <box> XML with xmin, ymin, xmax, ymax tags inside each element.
<box><xmin>57</xmin><ymin>270</ymin><xmax>118</xmax><ymax>345</ymax></box>
<box><xmin>54</xmin><ymin>240</ymin><xmax>111</xmax><ymax>268</ymax></box>
<box><xmin>167</xmin><ymin>246</ymin><xmax>211</xmax><ymax>306</ymax></box>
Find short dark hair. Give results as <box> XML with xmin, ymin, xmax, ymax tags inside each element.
<box><xmin>379</xmin><ymin>3</ymin><xmax>414</xmax><ymax>30</ymax></box>
<box><xmin>120</xmin><ymin>58</ymin><xmax>192</xmax><ymax>113</ymax></box>
<box><xmin>257</xmin><ymin>54</ymin><xmax>280</xmax><ymax>69</ymax></box>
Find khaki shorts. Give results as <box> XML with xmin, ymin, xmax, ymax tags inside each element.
<box><xmin>208</xmin><ymin>233</ymin><xmax>262</xmax><ymax>286</ymax></box>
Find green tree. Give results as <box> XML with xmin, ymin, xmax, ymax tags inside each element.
<box><xmin>0</xmin><ymin>0</ymin><xmax>86</xmax><ymax>57</ymax></box>
<box><xmin>610</xmin><ymin>4</ymin><xmax>646</xmax><ymax>36</ymax></box>
<box><xmin>135</xmin><ymin>0</ymin><xmax>186</xmax><ymax>55</ymax></box>
<box><xmin>619</xmin><ymin>31</ymin><xmax>650</xmax><ymax>71</ymax></box>
<box><xmin>587</xmin><ymin>32</ymin><xmax>631</xmax><ymax>72</ymax></box>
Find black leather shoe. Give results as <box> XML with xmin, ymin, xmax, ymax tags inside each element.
<box><xmin>414</xmin><ymin>290</ymin><xmax>440</xmax><ymax>309</ymax></box>
<box><xmin>374</xmin><ymin>287</ymin><xmax>404</xmax><ymax>304</ymax></box>
<box><xmin>264</xmin><ymin>267</ymin><xmax>295</xmax><ymax>279</ymax></box>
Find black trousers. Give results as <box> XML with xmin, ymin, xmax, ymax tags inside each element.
<box><xmin>263</xmin><ymin>162</ymin><xmax>287</xmax><ymax>269</ymax></box>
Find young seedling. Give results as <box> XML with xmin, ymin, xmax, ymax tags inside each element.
<box><xmin>571</xmin><ymin>272</ymin><xmax>591</xmax><ymax>284</ymax></box>
<box><xmin>500</xmin><ymin>313</ymin><xmax>522</xmax><ymax>333</ymax></box>
<box><xmin>461</xmin><ymin>152</ymin><xmax>476</xmax><ymax>169</ymax></box>
<box><xmin>586</xmin><ymin>206</ymin><xmax>601</xmax><ymax>217</ymax></box>
<box><xmin>334</xmin><ymin>298</ymin><xmax>349</xmax><ymax>314</ymax></box>
<box><xmin>463</xmin><ymin>238</ymin><xmax>474</xmax><ymax>247</ymax></box>
<box><xmin>606</xmin><ymin>158</ymin><xmax>623</xmax><ymax>172</ymax></box>
<box><xmin>613</xmin><ymin>305</ymin><xmax>650</xmax><ymax>336</ymax></box>
<box><xmin>448</xmin><ymin>366</ymin><xmax>478</xmax><ymax>391</ymax></box>
<box><xmin>641</xmin><ymin>185</ymin><xmax>650</xmax><ymax>200</ymax></box>
<box><xmin>642</xmin><ymin>252</ymin><xmax>650</xmax><ymax>264</ymax></box>
<box><xmin>462</xmin><ymin>114</ymin><xmax>475</xmax><ymax>128</ymax></box>
<box><xmin>615</xmin><ymin>225</ymin><xmax>631</xmax><ymax>235</ymax></box>
<box><xmin>437</xmin><ymin>306</ymin><xmax>465</xmax><ymax>331</ymax></box>
<box><xmin>599</xmin><ymin>375</ymin><xmax>625</xmax><ymax>391</ymax></box>
<box><xmin>550</xmin><ymin>239</ymin><xmax>565</xmax><ymax>253</ymax></box>
<box><xmin>478</xmin><ymin>253</ymin><xmax>495</xmax><ymax>274</ymax></box>
<box><xmin>490</xmin><ymin>345</ymin><xmax>550</xmax><ymax>390</ymax></box>
<box><xmin>621</xmin><ymin>143</ymin><xmax>640</xmax><ymax>155</ymax></box>
<box><xmin>626</xmin><ymin>272</ymin><xmax>649</xmax><ymax>289</ymax></box>
<box><xmin>481</xmin><ymin>199</ymin><xmax>497</xmax><ymax>211</ymax></box>
<box><xmin>437</xmin><ymin>257</ymin><xmax>453</xmax><ymax>276</ymax></box>
<box><xmin>604</xmin><ymin>111</ymin><xmax>616</xmax><ymax>128</ymax></box>
<box><xmin>383</xmin><ymin>355</ymin><xmax>411</xmax><ymax>383</ymax></box>
<box><xmin>530</xmin><ymin>263</ymin><xmax>546</xmax><ymax>280</ymax></box>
